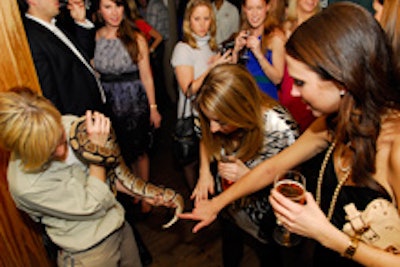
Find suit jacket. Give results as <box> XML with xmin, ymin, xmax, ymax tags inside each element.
<box><xmin>23</xmin><ymin>17</ymin><xmax>105</xmax><ymax>116</ymax></box>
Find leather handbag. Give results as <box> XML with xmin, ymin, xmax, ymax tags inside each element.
<box><xmin>343</xmin><ymin>198</ymin><xmax>400</xmax><ymax>253</ymax></box>
<box><xmin>172</xmin><ymin>94</ymin><xmax>199</xmax><ymax>166</ymax></box>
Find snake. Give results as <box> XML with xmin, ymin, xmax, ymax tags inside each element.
<box><xmin>68</xmin><ymin>116</ymin><xmax>184</xmax><ymax>229</ymax></box>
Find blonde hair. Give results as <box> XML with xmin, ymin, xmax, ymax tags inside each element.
<box><xmin>196</xmin><ymin>64</ymin><xmax>277</xmax><ymax>162</ymax></box>
<box><xmin>379</xmin><ymin>0</ymin><xmax>400</xmax><ymax>72</ymax></box>
<box><xmin>0</xmin><ymin>88</ymin><xmax>63</xmax><ymax>172</ymax></box>
<box><xmin>286</xmin><ymin>0</ymin><xmax>321</xmax><ymax>22</ymax></box>
<box><xmin>182</xmin><ymin>0</ymin><xmax>218</xmax><ymax>50</ymax></box>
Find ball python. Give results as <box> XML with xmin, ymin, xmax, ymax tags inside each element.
<box><xmin>69</xmin><ymin>115</ymin><xmax>184</xmax><ymax>228</ymax></box>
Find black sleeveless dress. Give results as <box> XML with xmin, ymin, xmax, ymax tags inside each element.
<box><xmin>296</xmin><ymin>149</ymin><xmax>392</xmax><ymax>267</ymax></box>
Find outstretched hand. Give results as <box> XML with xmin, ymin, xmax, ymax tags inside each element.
<box><xmin>178</xmin><ymin>198</ymin><xmax>219</xmax><ymax>233</ymax></box>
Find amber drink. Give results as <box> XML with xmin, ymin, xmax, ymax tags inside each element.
<box><xmin>273</xmin><ymin>170</ymin><xmax>306</xmax><ymax>247</ymax></box>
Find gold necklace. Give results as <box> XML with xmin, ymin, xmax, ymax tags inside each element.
<box><xmin>316</xmin><ymin>141</ymin><xmax>352</xmax><ymax>221</ymax></box>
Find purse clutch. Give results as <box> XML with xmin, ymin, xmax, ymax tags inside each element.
<box><xmin>172</xmin><ymin>94</ymin><xmax>199</xmax><ymax>166</ymax></box>
<box><xmin>342</xmin><ymin>198</ymin><xmax>400</xmax><ymax>254</ymax></box>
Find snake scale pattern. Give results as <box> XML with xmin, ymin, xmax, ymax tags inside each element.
<box><xmin>69</xmin><ymin>116</ymin><xmax>184</xmax><ymax>228</ymax></box>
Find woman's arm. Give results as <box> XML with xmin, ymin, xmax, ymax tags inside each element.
<box><xmin>389</xmin><ymin>134</ymin><xmax>400</xmax><ymax>212</ymax></box>
<box><xmin>250</xmin><ymin>31</ymin><xmax>285</xmax><ymax>85</ymax></box>
<box><xmin>267</xmin><ymin>117</ymin><xmax>400</xmax><ymax>267</ymax></box>
<box><xmin>137</xmin><ymin>34</ymin><xmax>162</xmax><ymax>128</ymax></box>
<box><xmin>148</xmin><ymin>28</ymin><xmax>163</xmax><ymax>54</ymax></box>
<box><xmin>191</xmin><ymin>141</ymin><xmax>215</xmax><ymax>203</ymax></box>
<box><xmin>231</xmin><ymin>30</ymin><xmax>248</xmax><ymax>63</ymax></box>
<box><xmin>270</xmin><ymin>191</ymin><xmax>400</xmax><ymax>267</ymax></box>
<box><xmin>174</xmin><ymin>52</ymin><xmax>232</xmax><ymax>96</ymax></box>
<box><xmin>179</xmin><ymin>116</ymin><xmax>330</xmax><ymax>232</ymax></box>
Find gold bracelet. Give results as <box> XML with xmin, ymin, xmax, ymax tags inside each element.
<box><xmin>150</xmin><ymin>104</ymin><xmax>158</xmax><ymax>109</ymax></box>
<box><xmin>342</xmin><ymin>237</ymin><xmax>359</xmax><ymax>259</ymax></box>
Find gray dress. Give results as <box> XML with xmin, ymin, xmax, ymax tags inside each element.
<box><xmin>94</xmin><ymin>38</ymin><xmax>150</xmax><ymax>165</ymax></box>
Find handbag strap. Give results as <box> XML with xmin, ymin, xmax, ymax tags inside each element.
<box><xmin>181</xmin><ymin>82</ymin><xmax>194</xmax><ymax>118</ymax></box>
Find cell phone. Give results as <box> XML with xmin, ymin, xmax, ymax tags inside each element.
<box><xmin>218</xmin><ymin>40</ymin><xmax>235</xmax><ymax>55</ymax></box>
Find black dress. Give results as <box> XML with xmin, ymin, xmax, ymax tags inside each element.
<box><xmin>298</xmin><ymin>149</ymin><xmax>392</xmax><ymax>267</ymax></box>
<box><xmin>94</xmin><ymin>38</ymin><xmax>150</xmax><ymax>165</ymax></box>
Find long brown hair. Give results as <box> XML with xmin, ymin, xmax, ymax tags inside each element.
<box><xmin>95</xmin><ymin>0</ymin><xmax>142</xmax><ymax>63</ymax></box>
<box><xmin>196</xmin><ymin>64</ymin><xmax>277</xmax><ymax>162</ymax></box>
<box><xmin>286</xmin><ymin>3</ymin><xmax>400</xmax><ymax>189</ymax></box>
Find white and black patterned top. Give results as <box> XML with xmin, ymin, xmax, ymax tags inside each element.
<box><xmin>217</xmin><ymin>105</ymin><xmax>299</xmax><ymax>243</ymax></box>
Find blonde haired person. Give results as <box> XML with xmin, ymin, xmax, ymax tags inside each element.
<box><xmin>192</xmin><ymin>64</ymin><xmax>298</xmax><ymax>266</ymax></box>
<box><xmin>171</xmin><ymin>0</ymin><xmax>231</xmax><ymax>190</ymax></box>
<box><xmin>279</xmin><ymin>0</ymin><xmax>320</xmax><ymax>133</ymax></box>
<box><xmin>373</xmin><ymin>0</ymin><xmax>400</xmax><ymax>76</ymax></box>
<box><xmin>284</xmin><ymin>0</ymin><xmax>321</xmax><ymax>37</ymax></box>
<box><xmin>0</xmin><ymin>88</ymin><xmax>148</xmax><ymax>267</ymax></box>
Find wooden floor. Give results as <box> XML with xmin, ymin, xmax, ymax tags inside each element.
<box><xmin>131</xmin><ymin>100</ymin><xmax>260</xmax><ymax>267</ymax></box>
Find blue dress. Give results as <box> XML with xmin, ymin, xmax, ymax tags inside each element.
<box><xmin>244</xmin><ymin>40</ymin><xmax>278</xmax><ymax>100</ymax></box>
<box><xmin>94</xmin><ymin>38</ymin><xmax>150</xmax><ymax>165</ymax></box>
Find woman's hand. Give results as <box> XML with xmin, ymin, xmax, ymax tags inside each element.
<box><xmin>191</xmin><ymin>171</ymin><xmax>215</xmax><ymax>204</ymax></box>
<box><xmin>269</xmin><ymin>189</ymin><xmax>332</xmax><ymax>241</ymax></box>
<box><xmin>178</xmin><ymin>198</ymin><xmax>219</xmax><ymax>233</ymax></box>
<box><xmin>233</xmin><ymin>30</ymin><xmax>249</xmax><ymax>54</ymax></box>
<box><xmin>85</xmin><ymin>110</ymin><xmax>110</xmax><ymax>147</ymax></box>
<box><xmin>150</xmin><ymin>108</ymin><xmax>162</xmax><ymax>129</ymax></box>
<box><xmin>209</xmin><ymin>50</ymin><xmax>232</xmax><ymax>69</ymax></box>
<box><xmin>218</xmin><ymin>158</ymin><xmax>249</xmax><ymax>183</ymax></box>
<box><xmin>246</xmin><ymin>35</ymin><xmax>263</xmax><ymax>59</ymax></box>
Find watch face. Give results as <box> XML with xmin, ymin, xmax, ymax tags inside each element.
<box><xmin>343</xmin><ymin>238</ymin><xmax>359</xmax><ymax>259</ymax></box>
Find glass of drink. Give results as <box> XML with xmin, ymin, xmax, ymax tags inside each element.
<box><xmin>220</xmin><ymin>147</ymin><xmax>235</xmax><ymax>190</ymax></box>
<box><xmin>272</xmin><ymin>170</ymin><xmax>306</xmax><ymax>247</ymax></box>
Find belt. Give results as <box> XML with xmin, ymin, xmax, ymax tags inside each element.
<box><xmin>100</xmin><ymin>72</ymin><xmax>139</xmax><ymax>82</ymax></box>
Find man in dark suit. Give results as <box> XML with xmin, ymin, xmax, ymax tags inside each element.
<box><xmin>19</xmin><ymin>0</ymin><xmax>106</xmax><ymax>116</ymax></box>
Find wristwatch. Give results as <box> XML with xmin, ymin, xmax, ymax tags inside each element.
<box><xmin>343</xmin><ymin>237</ymin><xmax>359</xmax><ymax>259</ymax></box>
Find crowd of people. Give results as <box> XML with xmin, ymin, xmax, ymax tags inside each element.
<box><xmin>3</xmin><ymin>0</ymin><xmax>400</xmax><ymax>266</ymax></box>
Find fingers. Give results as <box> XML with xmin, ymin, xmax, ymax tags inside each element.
<box><xmin>192</xmin><ymin>221</ymin><xmax>209</xmax><ymax>233</ymax></box>
<box><xmin>193</xmin><ymin>189</ymin><xmax>208</xmax><ymax>205</ymax></box>
<box><xmin>85</xmin><ymin>110</ymin><xmax>110</xmax><ymax>146</ymax></box>
<box><xmin>88</xmin><ymin>111</ymin><xmax>110</xmax><ymax>132</ymax></box>
<box><xmin>150</xmin><ymin>111</ymin><xmax>162</xmax><ymax>129</ymax></box>
<box><xmin>178</xmin><ymin>212</ymin><xmax>197</xmax><ymax>220</ymax></box>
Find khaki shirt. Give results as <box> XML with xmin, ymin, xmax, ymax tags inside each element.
<box><xmin>7</xmin><ymin>115</ymin><xmax>124</xmax><ymax>252</ymax></box>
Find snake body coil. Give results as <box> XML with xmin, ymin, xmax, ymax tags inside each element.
<box><xmin>69</xmin><ymin>116</ymin><xmax>184</xmax><ymax>228</ymax></box>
